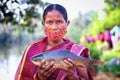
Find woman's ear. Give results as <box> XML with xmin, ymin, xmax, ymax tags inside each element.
<box><xmin>42</xmin><ymin>21</ymin><xmax>44</xmax><ymax>26</ymax></box>
<box><xmin>66</xmin><ymin>20</ymin><xmax>70</xmax><ymax>26</ymax></box>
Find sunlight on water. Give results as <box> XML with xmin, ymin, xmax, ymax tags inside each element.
<box><xmin>0</xmin><ymin>45</ymin><xmax>25</xmax><ymax>80</ymax></box>
<box><xmin>0</xmin><ymin>53</ymin><xmax>21</xmax><ymax>80</ymax></box>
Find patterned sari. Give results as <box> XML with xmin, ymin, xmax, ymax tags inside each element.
<box><xmin>14</xmin><ymin>37</ymin><xmax>93</xmax><ymax>80</ymax></box>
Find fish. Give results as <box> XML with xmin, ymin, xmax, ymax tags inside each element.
<box><xmin>30</xmin><ymin>50</ymin><xmax>104</xmax><ymax>76</ymax></box>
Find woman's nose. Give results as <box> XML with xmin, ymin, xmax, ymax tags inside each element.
<box><xmin>51</xmin><ymin>23</ymin><xmax>58</xmax><ymax>29</ymax></box>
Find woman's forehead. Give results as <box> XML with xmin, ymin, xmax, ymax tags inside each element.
<box><xmin>45</xmin><ymin>10</ymin><xmax>64</xmax><ymax>20</ymax></box>
<box><xmin>46</xmin><ymin>10</ymin><xmax>63</xmax><ymax>16</ymax></box>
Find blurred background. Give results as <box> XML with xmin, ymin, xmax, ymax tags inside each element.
<box><xmin>0</xmin><ymin>0</ymin><xmax>120</xmax><ymax>80</ymax></box>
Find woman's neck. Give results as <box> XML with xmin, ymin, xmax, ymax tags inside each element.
<box><xmin>46</xmin><ymin>38</ymin><xmax>64</xmax><ymax>50</ymax></box>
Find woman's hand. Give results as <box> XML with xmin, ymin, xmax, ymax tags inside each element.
<box><xmin>62</xmin><ymin>58</ymin><xmax>89</xmax><ymax>80</ymax></box>
<box><xmin>77</xmin><ymin>65</ymin><xmax>89</xmax><ymax>80</ymax></box>
<box><xmin>37</xmin><ymin>60</ymin><xmax>57</xmax><ymax>80</ymax></box>
<box><xmin>62</xmin><ymin>58</ymin><xmax>79</xmax><ymax>80</ymax></box>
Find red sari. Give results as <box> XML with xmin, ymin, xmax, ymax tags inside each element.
<box><xmin>14</xmin><ymin>37</ymin><xmax>93</xmax><ymax>80</ymax></box>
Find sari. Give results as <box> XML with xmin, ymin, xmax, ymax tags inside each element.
<box><xmin>14</xmin><ymin>37</ymin><xmax>93</xmax><ymax>80</ymax></box>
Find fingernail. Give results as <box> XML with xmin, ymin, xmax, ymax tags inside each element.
<box><xmin>68</xmin><ymin>58</ymin><xmax>70</xmax><ymax>60</ymax></box>
<box><xmin>53</xmin><ymin>65</ymin><xmax>56</xmax><ymax>68</ymax></box>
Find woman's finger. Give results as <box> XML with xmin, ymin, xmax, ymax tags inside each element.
<box><xmin>77</xmin><ymin>66</ymin><xmax>89</xmax><ymax>80</ymax></box>
<box><xmin>65</xmin><ymin>58</ymin><xmax>76</xmax><ymax>67</ymax></box>
<box><xmin>39</xmin><ymin>59</ymin><xmax>46</xmax><ymax>69</ymax></box>
<box><xmin>44</xmin><ymin>63</ymin><xmax>57</xmax><ymax>77</ymax></box>
<box><xmin>39</xmin><ymin>61</ymin><xmax>57</xmax><ymax>77</ymax></box>
<box><xmin>63</xmin><ymin>58</ymin><xmax>76</xmax><ymax>71</ymax></box>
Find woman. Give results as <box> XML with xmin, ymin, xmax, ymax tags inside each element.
<box><xmin>15</xmin><ymin>4</ymin><xmax>94</xmax><ymax>80</ymax></box>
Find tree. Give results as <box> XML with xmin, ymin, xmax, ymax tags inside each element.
<box><xmin>0</xmin><ymin>0</ymin><xmax>50</xmax><ymax>32</ymax></box>
<box><xmin>86</xmin><ymin>0</ymin><xmax>120</xmax><ymax>35</ymax></box>
<box><xmin>0</xmin><ymin>0</ymin><xmax>50</xmax><ymax>46</ymax></box>
<box><xmin>104</xmin><ymin>0</ymin><xmax>120</xmax><ymax>14</ymax></box>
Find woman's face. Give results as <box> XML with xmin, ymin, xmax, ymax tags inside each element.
<box><xmin>43</xmin><ymin>10</ymin><xmax>70</xmax><ymax>41</ymax></box>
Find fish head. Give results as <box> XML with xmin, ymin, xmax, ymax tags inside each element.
<box><xmin>30</xmin><ymin>54</ymin><xmax>44</xmax><ymax>66</ymax></box>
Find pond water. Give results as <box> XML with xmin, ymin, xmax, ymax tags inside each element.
<box><xmin>0</xmin><ymin>45</ymin><xmax>27</xmax><ymax>80</ymax></box>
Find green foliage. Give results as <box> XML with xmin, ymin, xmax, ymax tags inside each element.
<box><xmin>100</xmin><ymin>51</ymin><xmax>120</xmax><ymax>73</ymax></box>
<box><xmin>86</xmin><ymin>0</ymin><xmax>120</xmax><ymax>35</ymax></box>
<box><xmin>65</xmin><ymin>26</ymin><xmax>81</xmax><ymax>43</ymax></box>
<box><xmin>88</xmin><ymin>8</ymin><xmax>120</xmax><ymax>36</ymax></box>
<box><xmin>84</xmin><ymin>42</ymin><xmax>120</xmax><ymax>74</ymax></box>
<box><xmin>83</xmin><ymin>42</ymin><xmax>103</xmax><ymax>72</ymax></box>
<box><xmin>102</xmin><ymin>49</ymin><xmax>120</xmax><ymax>62</ymax></box>
<box><xmin>108</xmin><ymin>65</ymin><xmax>120</xmax><ymax>72</ymax></box>
<box><xmin>84</xmin><ymin>42</ymin><xmax>102</xmax><ymax>60</ymax></box>
<box><xmin>66</xmin><ymin>14</ymin><xmax>93</xmax><ymax>43</ymax></box>
<box><xmin>100</xmin><ymin>63</ymin><xmax>120</xmax><ymax>73</ymax></box>
<box><xmin>0</xmin><ymin>0</ymin><xmax>50</xmax><ymax>33</ymax></box>
<box><xmin>26</xmin><ymin>0</ymin><xmax>40</xmax><ymax>4</ymax></box>
<box><xmin>79</xmin><ymin>0</ymin><xmax>120</xmax><ymax>74</ymax></box>
<box><xmin>101</xmin><ymin>64</ymin><xmax>120</xmax><ymax>73</ymax></box>
<box><xmin>104</xmin><ymin>0</ymin><xmax>120</xmax><ymax>10</ymax></box>
<box><xmin>82</xmin><ymin>40</ymin><xmax>120</xmax><ymax>73</ymax></box>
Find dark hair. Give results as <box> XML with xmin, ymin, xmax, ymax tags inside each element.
<box><xmin>43</xmin><ymin>4</ymin><xmax>68</xmax><ymax>22</ymax></box>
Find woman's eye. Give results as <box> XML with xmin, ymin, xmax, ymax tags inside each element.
<box><xmin>46</xmin><ymin>21</ymin><xmax>53</xmax><ymax>25</ymax></box>
<box><xmin>56</xmin><ymin>20</ymin><xmax>63</xmax><ymax>24</ymax></box>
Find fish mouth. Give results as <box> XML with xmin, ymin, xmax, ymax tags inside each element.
<box><xmin>31</xmin><ymin>60</ymin><xmax>40</xmax><ymax>66</ymax></box>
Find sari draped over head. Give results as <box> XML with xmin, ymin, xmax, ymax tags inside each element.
<box><xmin>14</xmin><ymin>37</ymin><xmax>93</xmax><ymax>80</ymax></box>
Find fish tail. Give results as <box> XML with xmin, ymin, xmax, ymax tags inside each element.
<box><xmin>92</xmin><ymin>60</ymin><xmax>104</xmax><ymax>65</ymax></box>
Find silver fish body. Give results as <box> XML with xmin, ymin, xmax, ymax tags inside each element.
<box><xmin>30</xmin><ymin>50</ymin><xmax>103</xmax><ymax>68</ymax></box>
<box><xmin>30</xmin><ymin>50</ymin><xmax>104</xmax><ymax>76</ymax></box>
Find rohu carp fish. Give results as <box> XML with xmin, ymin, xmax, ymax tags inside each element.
<box><xmin>30</xmin><ymin>50</ymin><xmax>104</xmax><ymax>76</ymax></box>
